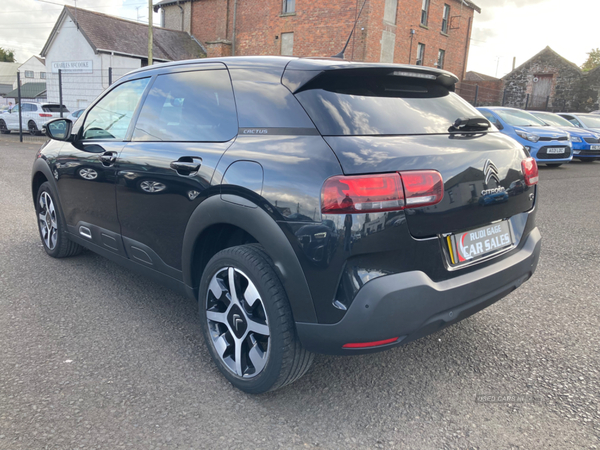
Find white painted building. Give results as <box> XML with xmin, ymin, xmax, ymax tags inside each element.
<box><xmin>40</xmin><ymin>6</ymin><xmax>205</xmax><ymax>111</ymax></box>
<box><xmin>15</xmin><ymin>56</ymin><xmax>47</xmax><ymax>89</ymax></box>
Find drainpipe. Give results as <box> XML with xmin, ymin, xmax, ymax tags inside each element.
<box><xmin>177</xmin><ymin>0</ymin><xmax>184</xmax><ymax>31</ymax></box>
<box><xmin>461</xmin><ymin>16</ymin><xmax>472</xmax><ymax>80</ymax></box>
<box><xmin>232</xmin><ymin>0</ymin><xmax>238</xmax><ymax>56</ymax></box>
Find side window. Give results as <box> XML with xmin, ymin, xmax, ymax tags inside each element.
<box><xmin>23</xmin><ymin>104</ymin><xmax>34</xmax><ymax>112</ymax></box>
<box><xmin>132</xmin><ymin>69</ymin><xmax>238</xmax><ymax>142</ymax></box>
<box><xmin>82</xmin><ymin>78</ymin><xmax>149</xmax><ymax>140</ymax></box>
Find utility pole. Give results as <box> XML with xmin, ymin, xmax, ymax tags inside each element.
<box><xmin>148</xmin><ymin>0</ymin><xmax>153</xmax><ymax>65</ymax></box>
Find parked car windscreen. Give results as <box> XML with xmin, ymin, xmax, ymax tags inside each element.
<box><xmin>495</xmin><ymin>109</ymin><xmax>546</xmax><ymax>127</ymax></box>
<box><xmin>532</xmin><ymin>112</ymin><xmax>573</xmax><ymax>128</ymax></box>
<box><xmin>294</xmin><ymin>73</ymin><xmax>483</xmax><ymax>135</ymax></box>
<box><xmin>579</xmin><ymin>114</ymin><xmax>600</xmax><ymax>128</ymax></box>
<box><xmin>43</xmin><ymin>104</ymin><xmax>69</xmax><ymax>113</ymax></box>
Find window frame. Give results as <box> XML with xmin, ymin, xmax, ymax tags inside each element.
<box><xmin>131</xmin><ymin>67</ymin><xmax>239</xmax><ymax>143</ymax></box>
<box><xmin>282</xmin><ymin>0</ymin><xmax>295</xmax><ymax>14</ymax></box>
<box><xmin>79</xmin><ymin>76</ymin><xmax>152</xmax><ymax>142</ymax></box>
<box><xmin>40</xmin><ymin>72</ymin><xmax>46</xmax><ymax>79</ymax></box>
<box><xmin>442</xmin><ymin>4</ymin><xmax>450</xmax><ymax>34</ymax></box>
<box><xmin>24</xmin><ymin>70</ymin><xmax>34</xmax><ymax>78</ymax></box>
<box><xmin>421</xmin><ymin>0</ymin><xmax>430</xmax><ymax>26</ymax></box>
<box><xmin>437</xmin><ymin>49</ymin><xmax>445</xmax><ymax>69</ymax></box>
<box><xmin>280</xmin><ymin>32</ymin><xmax>294</xmax><ymax>56</ymax></box>
<box><xmin>416</xmin><ymin>43</ymin><xmax>425</xmax><ymax>66</ymax></box>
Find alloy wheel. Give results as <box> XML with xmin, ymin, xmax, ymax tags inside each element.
<box><xmin>205</xmin><ymin>267</ymin><xmax>270</xmax><ymax>378</ymax></box>
<box><xmin>79</xmin><ymin>168</ymin><xmax>98</xmax><ymax>180</ymax></box>
<box><xmin>38</xmin><ymin>191</ymin><xmax>58</xmax><ymax>250</ymax></box>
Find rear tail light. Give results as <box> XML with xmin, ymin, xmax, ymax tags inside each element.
<box><xmin>321</xmin><ymin>170</ymin><xmax>443</xmax><ymax>214</ymax></box>
<box><xmin>39</xmin><ymin>113</ymin><xmax>52</xmax><ymax>117</ymax></box>
<box><xmin>521</xmin><ymin>157</ymin><xmax>539</xmax><ymax>186</ymax></box>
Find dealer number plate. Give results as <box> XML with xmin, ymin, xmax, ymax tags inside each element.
<box><xmin>446</xmin><ymin>220</ymin><xmax>513</xmax><ymax>266</ymax></box>
<box><xmin>546</xmin><ymin>147</ymin><xmax>565</xmax><ymax>154</ymax></box>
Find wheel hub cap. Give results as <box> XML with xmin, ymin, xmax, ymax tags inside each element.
<box><xmin>206</xmin><ymin>267</ymin><xmax>270</xmax><ymax>378</ymax></box>
<box><xmin>38</xmin><ymin>192</ymin><xmax>58</xmax><ymax>251</ymax></box>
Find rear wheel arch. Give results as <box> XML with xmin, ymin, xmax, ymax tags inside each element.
<box><xmin>182</xmin><ymin>195</ymin><xmax>318</xmax><ymax>324</ymax></box>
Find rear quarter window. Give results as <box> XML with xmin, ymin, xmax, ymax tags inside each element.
<box><xmin>294</xmin><ymin>74</ymin><xmax>483</xmax><ymax>136</ymax></box>
<box><xmin>132</xmin><ymin>69</ymin><xmax>238</xmax><ymax>142</ymax></box>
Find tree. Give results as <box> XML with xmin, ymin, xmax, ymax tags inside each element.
<box><xmin>581</xmin><ymin>48</ymin><xmax>600</xmax><ymax>72</ymax></box>
<box><xmin>0</xmin><ymin>47</ymin><xmax>16</xmax><ymax>63</ymax></box>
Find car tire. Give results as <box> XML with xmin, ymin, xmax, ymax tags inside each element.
<box><xmin>36</xmin><ymin>182</ymin><xmax>83</xmax><ymax>258</ymax></box>
<box><xmin>0</xmin><ymin>119</ymin><xmax>9</xmax><ymax>134</ymax></box>
<box><xmin>28</xmin><ymin>120</ymin><xmax>40</xmax><ymax>136</ymax></box>
<box><xmin>545</xmin><ymin>163</ymin><xmax>562</xmax><ymax>168</ymax></box>
<box><xmin>198</xmin><ymin>244</ymin><xmax>313</xmax><ymax>394</ymax></box>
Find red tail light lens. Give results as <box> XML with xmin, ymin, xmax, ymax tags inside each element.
<box><xmin>401</xmin><ymin>170</ymin><xmax>444</xmax><ymax>208</ymax></box>
<box><xmin>39</xmin><ymin>113</ymin><xmax>52</xmax><ymax>117</ymax></box>
<box><xmin>321</xmin><ymin>170</ymin><xmax>443</xmax><ymax>214</ymax></box>
<box><xmin>322</xmin><ymin>173</ymin><xmax>404</xmax><ymax>214</ymax></box>
<box><xmin>521</xmin><ymin>157</ymin><xmax>539</xmax><ymax>186</ymax></box>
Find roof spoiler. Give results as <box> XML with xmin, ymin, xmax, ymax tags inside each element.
<box><xmin>282</xmin><ymin>60</ymin><xmax>460</xmax><ymax>93</ymax></box>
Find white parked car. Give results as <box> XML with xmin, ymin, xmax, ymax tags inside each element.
<box><xmin>0</xmin><ymin>102</ymin><xmax>69</xmax><ymax>135</ymax></box>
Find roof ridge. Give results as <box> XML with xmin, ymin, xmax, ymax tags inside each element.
<box><xmin>64</xmin><ymin>5</ymin><xmax>191</xmax><ymax>35</ymax></box>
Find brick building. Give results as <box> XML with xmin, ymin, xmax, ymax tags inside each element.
<box><xmin>154</xmin><ymin>0</ymin><xmax>480</xmax><ymax>79</ymax></box>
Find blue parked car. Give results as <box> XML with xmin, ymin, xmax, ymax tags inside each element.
<box><xmin>530</xmin><ymin>111</ymin><xmax>600</xmax><ymax>162</ymax></box>
<box><xmin>478</xmin><ymin>107</ymin><xmax>573</xmax><ymax>167</ymax></box>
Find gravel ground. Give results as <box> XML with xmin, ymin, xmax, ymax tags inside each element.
<box><xmin>1</xmin><ymin>140</ymin><xmax>599</xmax><ymax>449</ymax></box>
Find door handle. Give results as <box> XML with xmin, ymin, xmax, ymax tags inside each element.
<box><xmin>170</xmin><ymin>158</ymin><xmax>201</xmax><ymax>175</ymax></box>
<box><xmin>100</xmin><ymin>152</ymin><xmax>117</xmax><ymax>166</ymax></box>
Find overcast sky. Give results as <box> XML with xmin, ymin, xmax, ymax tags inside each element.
<box><xmin>1</xmin><ymin>0</ymin><xmax>597</xmax><ymax>79</ymax></box>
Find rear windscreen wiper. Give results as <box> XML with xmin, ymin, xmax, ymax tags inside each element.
<box><xmin>449</xmin><ymin>117</ymin><xmax>491</xmax><ymax>132</ymax></box>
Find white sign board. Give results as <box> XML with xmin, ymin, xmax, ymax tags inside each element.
<box><xmin>51</xmin><ymin>61</ymin><xmax>93</xmax><ymax>73</ymax></box>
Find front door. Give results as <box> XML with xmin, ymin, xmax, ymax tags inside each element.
<box><xmin>531</xmin><ymin>74</ymin><xmax>553</xmax><ymax>109</ymax></box>
<box><xmin>115</xmin><ymin>64</ymin><xmax>238</xmax><ymax>271</ymax></box>
<box><xmin>55</xmin><ymin>77</ymin><xmax>151</xmax><ymax>255</ymax></box>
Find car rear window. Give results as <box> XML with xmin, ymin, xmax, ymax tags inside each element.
<box><xmin>293</xmin><ymin>73</ymin><xmax>483</xmax><ymax>136</ymax></box>
<box><xmin>43</xmin><ymin>105</ymin><xmax>69</xmax><ymax>113</ymax></box>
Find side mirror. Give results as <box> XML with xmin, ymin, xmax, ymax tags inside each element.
<box><xmin>44</xmin><ymin>118</ymin><xmax>73</xmax><ymax>141</ymax></box>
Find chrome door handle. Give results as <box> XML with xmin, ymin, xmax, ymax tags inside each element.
<box><xmin>100</xmin><ymin>152</ymin><xmax>117</xmax><ymax>165</ymax></box>
<box><xmin>170</xmin><ymin>161</ymin><xmax>201</xmax><ymax>173</ymax></box>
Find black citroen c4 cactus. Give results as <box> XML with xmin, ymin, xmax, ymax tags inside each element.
<box><xmin>33</xmin><ymin>57</ymin><xmax>541</xmax><ymax>393</ymax></box>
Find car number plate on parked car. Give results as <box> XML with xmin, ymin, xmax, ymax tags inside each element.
<box><xmin>446</xmin><ymin>220</ymin><xmax>513</xmax><ymax>266</ymax></box>
<box><xmin>546</xmin><ymin>147</ymin><xmax>565</xmax><ymax>154</ymax></box>
<box><xmin>590</xmin><ymin>145</ymin><xmax>600</xmax><ymax>150</ymax></box>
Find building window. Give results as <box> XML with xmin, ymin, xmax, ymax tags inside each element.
<box><xmin>442</xmin><ymin>4</ymin><xmax>450</xmax><ymax>34</ymax></box>
<box><xmin>282</xmin><ymin>0</ymin><xmax>295</xmax><ymax>14</ymax></box>
<box><xmin>421</xmin><ymin>0</ymin><xmax>430</xmax><ymax>26</ymax></box>
<box><xmin>383</xmin><ymin>0</ymin><xmax>398</xmax><ymax>24</ymax></box>
<box><xmin>40</xmin><ymin>72</ymin><xmax>46</xmax><ymax>79</ymax></box>
<box><xmin>437</xmin><ymin>49</ymin><xmax>445</xmax><ymax>69</ymax></box>
<box><xmin>24</xmin><ymin>70</ymin><xmax>34</xmax><ymax>78</ymax></box>
<box><xmin>281</xmin><ymin>32</ymin><xmax>294</xmax><ymax>56</ymax></box>
<box><xmin>416</xmin><ymin>43</ymin><xmax>425</xmax><ymax>65</ymax></box>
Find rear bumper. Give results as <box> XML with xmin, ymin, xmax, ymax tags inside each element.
<box><xmin>296</xmin><ymin>227</ymin><xmax>541</xmax><ymax>355</ymax></box>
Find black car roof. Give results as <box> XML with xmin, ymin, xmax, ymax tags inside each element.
<box><xmin>121</xmin><ymin>56</ymin><xmax>459</xmax><ymax>89</ymax></box>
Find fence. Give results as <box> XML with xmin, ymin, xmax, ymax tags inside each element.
<box><xmin>456</xmin><ymin>81</ymin><xmax>579</xmax><ymax>113</ymax></box>
<box><xmin>0</xmin><ymin>67</ymin><xmax>138</xmax><ymax>142</ymax></box>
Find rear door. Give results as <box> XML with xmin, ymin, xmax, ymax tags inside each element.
<box><xmin>291</xmin><ymin>68</ymin><xmax>534</xmax><ymax>238</ymax></box>
<box><xmin>115</xmin><ymin>63</ymin><xmax>238</xmax><ymax>271</ymax></box>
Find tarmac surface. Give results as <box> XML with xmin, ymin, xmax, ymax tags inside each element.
<box><xmin>1</xmin><ymin>138</ymin><xmax>599</xmax><ymax>449</ymax></box>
